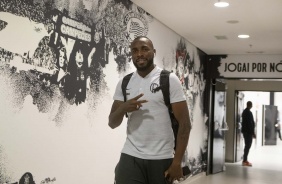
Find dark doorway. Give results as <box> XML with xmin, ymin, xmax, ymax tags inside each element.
<box><xmin>263</xmin><ymin>105</ymin><xmax>278</xmax><ymax>145</ymax></box>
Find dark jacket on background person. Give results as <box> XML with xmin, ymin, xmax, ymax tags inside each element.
<box><xmin>241</xmin><ymin>108</ymin><xmax>255</xmax><ymax>135</ymax></box>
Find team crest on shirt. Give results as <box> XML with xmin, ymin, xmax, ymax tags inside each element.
<box><xmin>150</xmin><ymin>83</ymin><xmax>161</xmax><ymax>93</ymax></box>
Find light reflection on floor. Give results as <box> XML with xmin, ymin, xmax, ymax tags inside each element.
<box><xmin>182</xmin><ymin>138</ymin><xmax>282</xmax><ymax>184</ymax></box>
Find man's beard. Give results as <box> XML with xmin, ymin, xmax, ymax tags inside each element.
<box><xmin>134</xmin><ymin>58</ymin><xmax>154</xmax><ymax>71</ymax></box>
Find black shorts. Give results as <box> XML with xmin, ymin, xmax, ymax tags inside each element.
<box><xmin>115</xmin><ymin>153</ymin><xmax>173</xmax><ymax>184</ymax></box>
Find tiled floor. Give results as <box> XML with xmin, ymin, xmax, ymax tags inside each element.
<box><xmin>183</xmin><ymin>138</ymin><xmax>282</xmax><ymax>184</ymax></box>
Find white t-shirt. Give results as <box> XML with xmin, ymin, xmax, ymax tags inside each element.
<box><xmin>113</xmin><ymin>66</ymin><xmax>186</xmax><ymax>159</ymax></box>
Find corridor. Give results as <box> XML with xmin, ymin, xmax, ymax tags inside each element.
<box><xmin>184</xmin><ymin>139</ymin><xmax>282</xmax><ymax>184</ymax></box>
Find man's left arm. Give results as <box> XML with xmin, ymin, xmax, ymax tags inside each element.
<box><xmin>250</xmin><ymin>111</ymin><xmax>256</xmax><ymax>138</ymax></box>
<box><xmin>165</xmin><ymin>100</ymin><xmax>191</xmax><ymax>182</ymax></box>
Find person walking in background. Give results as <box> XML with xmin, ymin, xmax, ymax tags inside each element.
<box><xmin>108</xmin><ymin>36</ymin><xmax>191</xmax><ymax>184</ymax></box>
<box><xmin>241</xmin><ymin>101</ymin><xmax>256</xmax><ymax>167</ymax></box>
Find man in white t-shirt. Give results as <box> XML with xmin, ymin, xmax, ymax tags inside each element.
<box><xmin>108</xmin><ymin>36</ymin><xmax>191</xmax><ymax>184</ymax></box>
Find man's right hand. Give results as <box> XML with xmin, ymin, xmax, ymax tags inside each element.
<box><xmin>108</xmin><ymin>94</ymin><xmax>147</xmax><ymax>129</ymax></box>
<box><xmin>121</xmin><ymin>93</ymin><xmax>148</xmax><ymax>113</ymax></box>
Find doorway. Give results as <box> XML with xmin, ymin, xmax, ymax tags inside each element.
<box><xmin>263</xmin><ymin>105</ymin><xmax>278</xmax><ymax>145</ymax></box>
<box><xmin>234</xmin><ymin>91</ymin><xmax>282</xmax><ymax>161</ymax></box>
<box><xmin>210</xmin><ymin>79</ymin><xmax>228</xmax><ymax>174</ymax></box>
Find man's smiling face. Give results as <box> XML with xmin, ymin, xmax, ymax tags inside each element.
<box><xmin>130</xmin><ymin>37</ymin><xmax>155</xmax><ymax>72</ymax></box>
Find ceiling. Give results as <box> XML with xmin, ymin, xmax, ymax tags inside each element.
<box><xmin>130</xmin><ymin>0</ymin><xmax>282</xmax><ymax>55</ymax></box>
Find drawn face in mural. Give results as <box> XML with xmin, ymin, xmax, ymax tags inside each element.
<box><xmin>177</xmin><ymin>57</ymin><xmax>185</xmax><ymax>78</ymax></box>
<box><xmin>75</xmin><ymin>50</ymin><xmax>83</xmax><ymax>68</ymax></box>
<box><xmin>24</xmin><ymin>173</ymin><xmax>30</xmax><ymax>184</ymax></box>
<box><xmin>19</xmin><ymin>172</ymin><xmax>35</xmax><ymax>184</ymax></box>
<box><xmin>130</xmin><ymin>37</ymin><xmax>155</xmax><ymax>72</ymax></box>
<box><xmin>94</xmin><ymin>30</ymin><xmax>101</xmax><ymax>44</ymax></box>
<box><xmin>58</xmin><ymin>49</ymin><xmax>66</xmax><ymax>68</ymax></box>
<box><xmin>52</xmin><ymin>14</ymin><xmax>58</xmax><ymax>23</ymax></box>
<box><xmin>177</xmin><ymin>56</ymin><xmax>184</xmax><ymax>69</ymax></box>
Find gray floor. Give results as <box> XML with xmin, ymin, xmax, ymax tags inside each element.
<box><xmin>183</xmin><ymin>138</ymin><xmax>282</xmax><ymax>184</ymax></box>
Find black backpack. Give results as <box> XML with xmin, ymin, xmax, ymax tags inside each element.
<box><xmin>121</xmin><ymin>69</ymin><xmax>191</xmax><ymax>176</ymax></box>
<box><xmin>121</xmin><ymin>70</ymin><xmax>179</xmax><ymax>149</ymax></box>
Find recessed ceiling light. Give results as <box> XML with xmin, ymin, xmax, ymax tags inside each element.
<box><xmin>246</xmin><ymin>51</ymin><xmax>264</xmax><ymax>54</ymax></box>
<box><xmin>215</xmin><ymin>35</ymin><xmax>228</xmax><ymax>40</ymax></box>
<box><xmin>227</xmin><ymin>20</ymin><xmax>239</xmax><ymax>24</ymax></box>
<box><xmin>214</xmin><ymin>1</ymin><xmax>229</xmax><ymax>7</ymax></box>
<box><xmin>238</xmin><ymin>34</ymin><xmax>250</xmax><ymax>38</ymax></box>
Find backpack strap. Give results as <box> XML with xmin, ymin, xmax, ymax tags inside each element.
<box><xmin>160</xmin><ymin>70</ymin><xmax>177</xmax><ymax>120</ymax></box>
<box><xmin>160</xmin><ymin>69</ymin><xmax>179</xmax><ymax>149</ymax></box>
<box><xmin>160</xmin><ymin>70</ymin><xmax>171</xmax><ymax>107</ymax></box>
<box><xmin>121</xmin><ymin>72</ymin><xmax>133</xmax><ymax>117</ymax></box>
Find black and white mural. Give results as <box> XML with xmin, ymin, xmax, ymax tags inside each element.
<box><xmin>0</xmin><ymin>0</ymin><xmax>207</xmax><ymax>183</ymax></box>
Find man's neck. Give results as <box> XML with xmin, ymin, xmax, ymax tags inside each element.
<box><xmin>137</xmin><ymin>64</ymin><xmax>155</xmax><ymax>78</ymax></box>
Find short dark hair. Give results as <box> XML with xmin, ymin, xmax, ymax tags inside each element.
<box><xmin>131</xmin><ymin>36</ymin><xmax>154</xmax><ymax>49</ymax></box>
<box><xmin>133</xmin><ymin>36</ymin><xmax>151</xmax><ymax>41</ymax></box>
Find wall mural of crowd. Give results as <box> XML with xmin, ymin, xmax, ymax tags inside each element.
<box><xmin>0</xmin><ymin>0</ymin><xmax>208</xmax><ymax>183</ymax></box>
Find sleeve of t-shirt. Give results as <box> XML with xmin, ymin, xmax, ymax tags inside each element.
<box><xmin>113</xmin><ymin>78</ymin><xmax>124</xmax><ymax>101</ymax></box>
<box><xmin>169</xmin><ymin>73</ymin><xmax>186</xmax><ymax>103</ymax></box>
